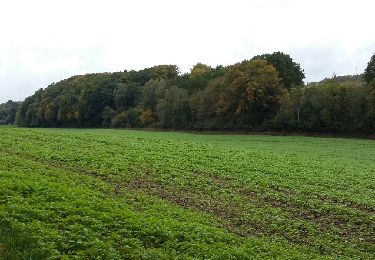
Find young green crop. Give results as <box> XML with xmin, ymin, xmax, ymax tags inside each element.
<box><xmin>0</xmin><ymin>127</ymin><xmax>374</xmax><ymax>258</ymax></box>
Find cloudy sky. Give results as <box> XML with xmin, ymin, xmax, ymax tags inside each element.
<box><xmin>0</xmin><ymin>0</ymin><xmax>374</xmax><ymax>103</ymax></box>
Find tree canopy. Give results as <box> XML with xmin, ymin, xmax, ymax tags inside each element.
<box><xmin>252</xmin><ymin>52</ymin><xmax>305</xmax><ymax>89</ymax></box>
<box><xmin>0</xmin><ymin>100</ymin><xmax>20</xmax><ymax>124</ymax></box>
<box><xmin>218</xmin><ymin>59</ymin><xmax>282</xmax><ymax>127</ymax></box>
<box><xmin>364</xmin><ymin>53</ymin><xmax>375</xmax><ymax>84</ymax></box>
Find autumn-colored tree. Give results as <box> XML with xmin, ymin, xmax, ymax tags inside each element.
<box><xmin>190</xmin><ymin>63</ymin><xmax>213</xmax><ymax>77</ymax></box>
<box><xmin>218</xmin><ymin>59</ymin><xmax>282</xmax><ymax>128</ymax></box>
<box><xmin>140</xmin><ymin>109</ymin><xmax>154</xmax><ymax>126</ymax></box>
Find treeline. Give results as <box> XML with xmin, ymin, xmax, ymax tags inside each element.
<box><xmin>275</xmin><ymin>82</ymin><xmax>374</xmax><ymax>133</ymax></box>
<box><xmin>0</xmin><ymin>100</ymin><xmax>20</xmax><ymax>125</ymax></box>
<box><xmin>13</xmin><ymin>52</ymin><xmax>375</xmax><ymax>134</ymax></box>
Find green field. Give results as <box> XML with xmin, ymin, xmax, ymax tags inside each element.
<box><xmin>0</xmin><ymin>127</ymin><xmax>374</xmax><ymax>259</ymax></box>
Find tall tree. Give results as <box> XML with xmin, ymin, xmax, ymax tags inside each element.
<box><xmin>364</xmin><ymin>53</ymin><xmax>375</xmax><ymax>84</ymax></box>
<box><xmin>218</xmin><ymin>59</ymin><xmax>282</xmax><ymax>128</ymax></box>
<box><xmin>189</xmin><ymin>76</ymin><xmax>224</xmax><ymax>129</ymax></box>
<box><xmin>157</xmin><ymin>86</ymin><xmax>191</xmax><ymax>128</ymax></box>
<box><xmin>252</xmin><ymin>52</ymin><xmax>305</xmax><ymax>89</ymax></box>
<box><xmin>113</xmin><ymin>82</ymin><xmax>140</xmax><ymax>111</ymax></box>
<box><xmin>0</xmin><ymin>100</ymin><xmax>20</xmax><ymax>124</ymax></box>
<box><xmin>140</xmin><ymin>78</ymin><xmax>167</xmax><ymax>111</ymax></box>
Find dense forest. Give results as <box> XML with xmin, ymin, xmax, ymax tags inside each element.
<box><xmin>0</xmin><ymin>100</ymin><xmax>20</xmax><ymax>125</ymax></box>
<box><xmin>3</xmin><ymin>52</ymin><xmax>375</xmax><ymax>134</ymax></box>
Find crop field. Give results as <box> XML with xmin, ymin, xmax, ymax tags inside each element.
<box><xmin>0</xmin><ymin>127</ymin><xmax>374</xmax><ymax>259</ymax></box>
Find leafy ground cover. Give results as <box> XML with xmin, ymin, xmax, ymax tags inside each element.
<box><xmin>0</xmin><ymin>127</ymin><xmax>374</xmax><ymax>259</ymax></box>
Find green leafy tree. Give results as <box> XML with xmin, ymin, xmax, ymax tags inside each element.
<box><xmin>113</xmin><ymin>82</ymin><xmax>140</xmax><ymax>111</ymax></box>
<box><xmin>79</xmin><ymin>83</ymin><xmax>114</xmax><ymax>126</ymax></box>
<box><xmin>364</xmin><ymin>53</ymin><xmax>375</xmax><ymax>84</ymax></box>
<box><xmin>150</xmin><ymin>65</ymin><xmax>179</xmax><ymax>80</ymax></box>
<box><xmin>102</xmin><ymin>106</ymin><xmax>116</xmax><ymax>127</ymax></box>
<box><xmin>157</xmin><ymin>86</ymin><xmax>191</xmax><ymax>128</ymax></box>
<box><xmin>252</xmin><ymin>52</ymin><xmax>305</xmax><ymax>89</ymax></box>
<box><xmin>141</xmin><ymin>78</ymin><xmax>167</xmax><ymax>111</ymax></box>
<box><xmin>189</xmin><ymin>77</ymin><xmax>225</xmax><ymax>129</ymax></box>
<box><xmin>125</xmin><ymin>107</ymin><xmax>141</xmax><ymax>127</ymax></box>
<box><xmin>0</xmin><ymin>100</ymin><xmax>20</xmax><ymax>124</ymax></box>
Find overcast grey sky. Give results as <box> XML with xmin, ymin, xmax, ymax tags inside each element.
<box><xmin>1</xmin><ymin>0</ymin><xmax>374</xmax><ymax>103</ymax></box>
